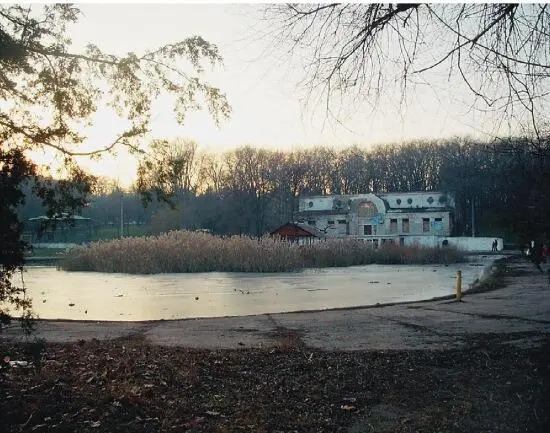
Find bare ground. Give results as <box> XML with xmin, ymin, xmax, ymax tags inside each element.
<box><xmin>1</xmin><ymin>329</ymin><xmax>549</xmax><ymax>432</ymax></box>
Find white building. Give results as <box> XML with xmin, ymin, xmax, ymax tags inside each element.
<box><xmin>293</xmin><ymin>192</ymin><xmax>503</xmax><ymax>251</ymax></box>
<box><xmin>296</xmin><ymin>192</ymin><xmax>455</xmax><ymax>247</ymax></box>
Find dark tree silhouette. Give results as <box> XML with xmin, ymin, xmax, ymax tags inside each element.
<box><xmin>0</xmin><ymin>4</ymin><xmax>230</xmax><ymax>330</ymax></box>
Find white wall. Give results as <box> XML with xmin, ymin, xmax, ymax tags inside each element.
<box><xmin>299</xmin><ymin>197</ymin><xmax>334</xmax><ymax>212</ymax></box>
<box><xmin>446</xmin><ymin>237</ymin><xmax>504</xmax><ymax>252</ymax></box>
<box><xmin>32</xmin><ymin>243</ymin><xmax>77</xmax><ymax>249</ymax></box>
<box><xmin>300</xmin><ymin>192</ymin><xmax>454</xmax><ymax>212</ymax></box>
<box><xmin>405</xmin><ymin>236</ymin><xmax>503</xmax><ymax>252</ymax></box>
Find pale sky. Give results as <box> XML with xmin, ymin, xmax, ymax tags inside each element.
<box><xmin>31</xmin><ymin>2</ymin><xmax>525</xmax><ymax>186</ymax></box>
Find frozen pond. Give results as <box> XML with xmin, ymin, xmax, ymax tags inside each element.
<box><xmin>19</xmin><ymin>256</ymin><xmax>498</xmax><ymax>321</ymax></box>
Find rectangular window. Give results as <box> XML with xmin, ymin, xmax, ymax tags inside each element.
<box><xmin>423</xmin><ymin>218</ymin><xmax>430</xmax><ymax>232</ymax></box>
<box><xmin>337</xmin><ymin>219</ymin><xmax>347</xmax><ymax>224</ymax></box>
<box><xmin>402</xmin><ymin>218</ymin><xmax>410</xmax><ymax>233</ymax></box>
<box><xmin>390</xmin><ymin>218</ymin><xmax>398</xmax><ymax>233</ymax></box>
<box><xmin>307</xmin><ymin>220</ymin><xmax>316</xmax><ymax>226</ymax></box>
<box><xmin>328</xmin><ymin>220</ymin><xmax>335</xmax><ymax>225</ymax></box>
<box><xmin>434</xmin><ymin>217</ymin><xmax>443</xmax><ymax>231</ymax></box>
<box><xmin>364</xmin><ymin>225</ymin><xmax>372</xmax><ymax>235</ymax></box>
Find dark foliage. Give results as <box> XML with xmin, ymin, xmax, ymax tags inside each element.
<box><xmin>0</xmin><ymin>4</ymin><xmax>229</xmax><ymax>329</ymax></box>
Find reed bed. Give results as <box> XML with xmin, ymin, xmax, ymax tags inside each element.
<box><xmin>61</xmin><ymin>231</ymin><xmax>466</xmax><ymax>274</ymax></box>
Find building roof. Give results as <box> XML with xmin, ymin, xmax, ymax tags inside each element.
<box><xmin>385</xmin><ymin>207</ymin><xmax>453</xmax><ymax>214</ymax></box>
<box><xmin>296</xmin><ymin>209</ymin><xmax>348</xmax><ymax>217</ymax></box>
<box><xmin>28</xmin><ymin>213</ymin><xmax>91</xmax><ymax>222</ymax></box>
<box><xmin>270</xmin><ymin>222</ymin><xmax>327</xmax><ymax>238</ymax></box>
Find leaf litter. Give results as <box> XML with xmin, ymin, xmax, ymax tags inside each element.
<box><xmin>1</xmin><ymin>332</ymin><xmax>549</xmax><ymax>432</ymax></box>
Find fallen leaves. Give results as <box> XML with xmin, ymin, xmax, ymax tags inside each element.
<box><xmin>0</xmin><ymin>334</ymin><xmax>549</xmax><ymax>432</ymax></box>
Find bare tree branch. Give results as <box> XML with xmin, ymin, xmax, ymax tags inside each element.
<box><xmin>264</xmin><ymin>3</ymin><xmax>550</xmax><ymax>136</ymax></box>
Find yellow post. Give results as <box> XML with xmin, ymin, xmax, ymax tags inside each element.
<box><xmin>456</xmin><ymin>270</ymin><xmax>462</xmax><ymax>301</ymax></box>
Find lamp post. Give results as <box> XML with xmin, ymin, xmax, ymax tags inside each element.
<box><xmin>471</xmin><ymin>197</ymin><xmax>475</xmax><ymax>237</ymax></box>
<box><xmin>120</xmin><ymin>189</ymin><xmax>124</xmax><ymax>239</ymax></box>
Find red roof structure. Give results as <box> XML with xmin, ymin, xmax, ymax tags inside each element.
<box><xmin>270</xmin><ymin>222</ymin><xmax>326</xmax><ymax>243</ymax></box>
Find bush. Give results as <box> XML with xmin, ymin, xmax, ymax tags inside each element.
<box><xmin>61</xmin><ymin>231</ymin><xmax>466</xmax><ymax>274</ymax></box>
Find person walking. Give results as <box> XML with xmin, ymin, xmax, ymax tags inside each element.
<box><xmin>541</xmin><ymin>244</ymin><xmax>550</xmax><ymax>284</ymax></box>
<box><xmin>532</xmin><ymin>242</ymin><xmax>544</xmax><ymax>273</ymax></box>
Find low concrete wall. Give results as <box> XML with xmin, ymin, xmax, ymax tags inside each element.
<box><xmin>405</xmin><ymin>236</ymin><xmax>503</xmax><ymax>252</ymax></box>
<box><xmin>32</xmin><ymin>243</ymin><xmax>77</xmax><ymax>249</ymax></box>
<box><xmin>447</xmin><ymin>237</ymin><xmax>503</xmax><ymax>252</ymax></box>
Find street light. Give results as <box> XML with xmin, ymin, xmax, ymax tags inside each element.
<box><xmin>119</xmin><ymin>188</ymin><xmax>124</xmax><ymax>239</ymax></box>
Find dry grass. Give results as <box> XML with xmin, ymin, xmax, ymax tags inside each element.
<box><xmin>61</xmin><ymin>231</ymin><xmax>465</xmax><ymax>274</ymax></box>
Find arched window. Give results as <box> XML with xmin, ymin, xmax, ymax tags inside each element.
<box><xmin>358</xmin><ymin>201</ymin><xmax>378</xmax><ymax>218</ymax></box>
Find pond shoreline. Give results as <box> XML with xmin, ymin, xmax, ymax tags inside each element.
<box><xmin>4</xmin><ymin>254</ymin><xmax>547</xmax><ymax>354</ymax></box>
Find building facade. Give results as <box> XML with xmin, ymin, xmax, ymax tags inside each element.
<box><xmin>295</xmin><ymin>192</ymin><xmax>454</xmax><ymax>246</ymax></box>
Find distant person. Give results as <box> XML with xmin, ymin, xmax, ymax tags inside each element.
<box><xmin>532</xmin><ymin>242</ymin><xmax>544</xmax><ymax>273</ymax></box>
<box><xmin>543</xmin><ymin>245</ymin><xmax>550</xmax><ymax>285</ymax></box>
<box><xmin>526</xmin><ymin>240</ymin><xmax>535</xmax><ymax>257</ymax></box>
<box><xmin>491</xmin><ymin>239</ymin><xmax>498</xmax><ymax>252</ymax></box>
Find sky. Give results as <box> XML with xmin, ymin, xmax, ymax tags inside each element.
<box><xmin>28</xmin><ymin>2</ymin><xmax>526</xmax><ymax>186</ymax></box>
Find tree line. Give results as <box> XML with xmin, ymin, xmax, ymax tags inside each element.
<box><xmin>18</xmin><ymin>135</ymin><xmax>550</xmax><ymax>245</ymax></box>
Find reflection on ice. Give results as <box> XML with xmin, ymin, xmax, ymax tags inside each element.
<box><xmin>21</xmin><ymin>256</ymin><xmax>498</xmax><ymax>321</ymax></box>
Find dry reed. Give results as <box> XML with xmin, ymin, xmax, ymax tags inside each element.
<box><xmin>61</xmin><ymin>231</ymin><xmax>465</xmax><ymax>274</ymax></box>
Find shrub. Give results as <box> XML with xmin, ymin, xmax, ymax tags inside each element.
<box><xmin>61</xmin><ymin>231</ymin><xmax>466</xmax><ymax>274</ymax></box>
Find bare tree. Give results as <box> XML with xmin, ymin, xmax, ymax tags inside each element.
<box><xmin>136</xmin><ymin>138</ymin><xmax>200</xmax><ymax>203</ymax></box>
<box><xmin>263</xmin><ymin>3</ymin><xmax>550</xmax><ymax>138</ymax></box>
<box><xmin>224</xmin><ymin>146</ymin><xmax>279</xmax><ymax>235</ymax></box>
<box><xmin>197</xmin><ymin>152</ymin><xmax>226</xmax><ymax>194</ymax></box>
